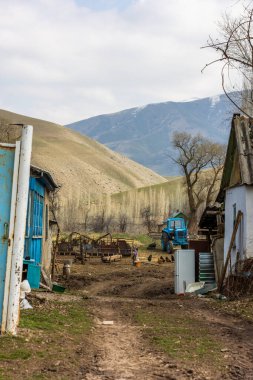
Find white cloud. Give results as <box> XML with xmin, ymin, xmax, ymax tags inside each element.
<box><xmin>0</xmin><ymin>0</ymin><xmax>244</xmax><ymax>123</ymax></box>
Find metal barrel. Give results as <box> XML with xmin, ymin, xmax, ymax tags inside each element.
<box><xmin>199</xmin><ymin>252</ymin><xmax>216</xmax><ymax>284</ymax></box>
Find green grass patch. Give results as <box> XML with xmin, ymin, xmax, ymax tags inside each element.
<box><xmin>27</xmin><ymin>374</ymin><xmax>48</xmax><ymax>380</ymax></box>
<box><xmin>19</xmin><ymin>301</ymin><xmax>91</xmax><ymax>335</ymax></box>
<box><xmin>0</xmin><ymin>301</ymin><xmax>92</xmax><ymax>379</ymax></box>
<box><xmin>0</xmin><ymin>349</ymin><xmax>31</xmax><ymax>361</ymax></box>
<box><xmin>112</xmin><ymin>233</ymin><xmax>153</xmax><ymax>246</ymax></box>
<box><xmin>0</xmin><ymin>336</ymin><xmax>30</xmax><ymax>362</ymax></box>
<box><xmin>135</xmin><ymin>310</ymin><xmax>222</xmax><ymax>364</ymax></box>
<box><xmin>213</xmin><ymin>297</ymin><xmax>253</xmax><ymax>321</ymax></box>
<box><xmin>0</xmin><ymin>368</ymin><xmax>11</xmax><ymax>380</ymax></box>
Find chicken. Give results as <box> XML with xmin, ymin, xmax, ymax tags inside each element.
<box><xmin>147</xmin><ymin>242</ymin><xmax>156</xmax><ymax>250</ymax></box>
<box><xmin>158</xmin><ymin>256</ymin><xmax>165</xmax><ymax>264</ymax></box>
<box><xmin>147</xmin><ymin>254</ymin><xmax>152</xmax><ymax>262</ymax></box>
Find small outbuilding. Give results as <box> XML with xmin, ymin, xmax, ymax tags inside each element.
<box><xmin>23</xmin><ymin>165</ymin><xmax>58</xmax><ymax>288</ymax></box>
<box><xmin>217</xmin><ymin>113</ymin><xmax>253</xmax><ymax>269</ymax></box>
<box><xmin>170</xmin><ymin>210</ymin><xmax>188</xmax><ymax>222</ymax></box>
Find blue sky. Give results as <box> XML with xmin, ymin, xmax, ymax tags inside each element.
<box><xmin>0</xmin><ymin>0</ymin><xmax>243</xmax><ymax>124</ymax></box>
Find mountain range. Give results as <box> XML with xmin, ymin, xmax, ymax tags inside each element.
<box><xmin>66</xmin><ymin>94</ymin><xmax>235</xmax><ymax>175</ymax></box>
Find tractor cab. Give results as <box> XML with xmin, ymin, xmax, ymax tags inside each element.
<box><xmin>161</xmin><ymin>217</ymin><xmax>188</xmax><ymax>253</ymax></box>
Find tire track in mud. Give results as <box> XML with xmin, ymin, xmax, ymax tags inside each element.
<box><xmin>83</xmin><ymin>298</ymin><xmax>201</xmax><ymax>380</ymax></box>
<box><xmin>65</xmin><ymin>261</ymin><xmax>253</xmax><ymax>379</ymax></box>
<box><xmin>81</xmin><ymin>272</ymin><xmax>213</xmax><ymax>380</ymax></box>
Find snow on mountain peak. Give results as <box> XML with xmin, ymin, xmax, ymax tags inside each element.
<box><xmin>131</xmin><ymin>104</ymin><xmax>147</xmax><ymax>117</ymax></box>
<box><xmin>210</xmin><ymin>95</ymin><xmax>220</xmax><ymax>107</ymax></box>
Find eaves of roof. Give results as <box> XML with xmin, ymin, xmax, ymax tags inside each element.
<box><xmin>30</xmin><ymin>165</ymin><xmax>58</xmax><ymax>192</ymax></box>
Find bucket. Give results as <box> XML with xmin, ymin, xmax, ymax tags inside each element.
<box><xmin>135</xmin><ymin>261</ymin><xmax>141</xmax><ymax>268</ymax></box>
<box><xmin>52</xmin><ymin>283</ymin><xmax>66</xmax><ymax>293</ymax></box>
<box><xmin>63</xmin><ymin>263</ymin><xmax>71</xmax><ymax>279</ymax></box>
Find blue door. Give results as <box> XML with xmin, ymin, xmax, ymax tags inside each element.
<box><xmin>24</xmin><ymin>178</ymin><xmax>44</xmax><ymax>288</ymax></box>
<box><xmin>0</xmin><ymin>145</ymin><xmax>15</xmax><ymax>323</ymax></box>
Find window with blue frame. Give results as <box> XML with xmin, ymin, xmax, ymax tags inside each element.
<box><xmin>33</xmin><ymin>191</ymin><xmax>44</xmax><ymax>236</ymax></box>
<box><xmin>24</xmin><ymin>178</ymin><xmax>45</xmax><ymax>264</ymax></box>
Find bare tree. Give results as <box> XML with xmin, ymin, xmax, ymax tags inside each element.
<box><xmin>140</xmin><ymin>206</ymin><xmax>156</xmax><ymax>233</ymax></box>
<box><xmin>90</xmin><ymin>210</ymin><xmax>106</xmax><ymax>233</ymax></box>
<box><xmin>170</xmin><ymin>132</ymin><xmax>226</xmax><ymax>233</ymax></box>
<box><xmin>49</xmin><ymin>187</ymin><xmax>61</xmax><ymax>279</ymax></box>
<box><xmin>202</xmin><ymin>4</ymin><xmax>253</xmax><ymax>116</ymax></box>
<box><xmin>64</xmin><ymin>199</ymin><xmax>79</xmax><ymax>231</ymax></box>
<box><xmin>83</xmin><ymin>207</ymin><xmax>90</xmax><ymax>232</ymax></box>
<box><xmin>104</xmin><ymin>214</ymin><xmax>114</xmax><ymax>233</ymax></box>
<box><xmin>118</xmin><ymin>213</ymin><xmax>129</xmax><ymax>233</ymax></box>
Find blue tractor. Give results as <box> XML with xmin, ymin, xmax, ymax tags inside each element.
<box><xmin>161</xmin><ymin>217</ymin><xmax>188</xmax><ymax>253</ymax></box>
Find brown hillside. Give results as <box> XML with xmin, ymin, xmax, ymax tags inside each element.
<box><xmin>0</xmin><ymin>109</ymin><xmax>166</xmax><ymax>206</ymax></box>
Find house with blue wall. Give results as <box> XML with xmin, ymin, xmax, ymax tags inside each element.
<box><xmin>23</xmin><ymin>165</ymin><xmax>58</xmax><ymax>289</ymax></box>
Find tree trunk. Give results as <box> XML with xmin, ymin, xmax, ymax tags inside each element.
<box><xmin>185</xmin><ymin>171</ymin><xmax>196</xmax><ymax>214</ymax></box>
<box><xmin>188</xmin><ymin>212</ymin><xmax>199</xmax><ymax>235</ymax></box>
<box><xmin>51</xmin><ymin>222</ymin><xmax>60</xmax><ymax>280</ymax></box>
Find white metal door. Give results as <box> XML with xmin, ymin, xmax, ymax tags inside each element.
<box><xmin>174</xmin><ymin>250</ymin><xmax>195</xmax><ymax>294</ymax></box>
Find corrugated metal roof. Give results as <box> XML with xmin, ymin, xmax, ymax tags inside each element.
<box><xmin>218</xmin><ymin>114</ymin><xmax>253</xmax><ymax>201</ymax></box>
<box><xmin>170</xmin><ymin>211</ymin><xmax>188</xmax><ymax>219</ymax></box>
<box><xmin>30</xmin><ymin>165</ymin><xmax>58</xmax><ymax>191</ymax></box>
<box><xmin>236</xmin><ymin>116</ymin><xmax>253</xmax><ymax>184</ymax></box>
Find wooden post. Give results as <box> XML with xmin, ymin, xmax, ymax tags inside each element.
<box><xmin>49</xmin><ymin>189</ymin><xmax>61</xmax><ymax>280</ymax></box>
<box><xmin>218</xmin><ymin>210</ymin><xmax>243</xmax><ymax>293</ymax></box>
<box><xmin>51</xmin><ymin>223</ymin><xmax>60</xmax><ymax>280</ymax></box>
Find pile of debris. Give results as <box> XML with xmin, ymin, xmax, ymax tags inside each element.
<box><xmin>224</xmin><ymin>258</ymin><xmax>253</xmax><ymax>298</ymax></box>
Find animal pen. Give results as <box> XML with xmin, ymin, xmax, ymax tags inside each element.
<box><xmin>56</xmin><ymin>232</ymin><xmax>134</xmax><ymax>263</ymax></box>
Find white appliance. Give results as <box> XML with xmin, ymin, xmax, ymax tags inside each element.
<box><xmin>174</xmin><ymin>249</ymin><xmax>195</xmax><ymax>294</ymax></box>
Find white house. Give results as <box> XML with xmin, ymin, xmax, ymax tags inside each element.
<box><xmin>218</xmin><ymin>114</ymin><xmax>253</xmax><ymax>268</ymax></box>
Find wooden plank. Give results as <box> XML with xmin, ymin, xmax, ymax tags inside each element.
<box><xmin>41</xmin><ymin>267</ymin><xmax>52</xmax><ymax>289</ymax></box>
<box><xmin>218</xmin><ymin>210</ymin><xmax>243</xmax><ymax>292</ymax></box>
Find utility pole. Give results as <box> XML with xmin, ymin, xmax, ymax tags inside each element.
<box><xmin>6</xmin><ymin>125</ymin><xmax>33</xmax><ymax>335</ymax></box>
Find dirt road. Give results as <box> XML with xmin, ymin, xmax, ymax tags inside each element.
<box><xmin>2</xmin><ymin>255</ymin><xmax>253</xmax><ymax>379</ymax></box>
<box><xmin>66</xmin><ymin>257</ymin><xmax>253</xmax><ymax>380</ymax></box>
<box><xmin>84</xmin><ymin>298</ymin><xmax>176</xmax><ymax>380</ymax></box>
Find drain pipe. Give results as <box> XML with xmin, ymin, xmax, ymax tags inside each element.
<box><xmin>6</xmin><ymin>125</ymin><xmax>33</xmax><ymax>335</ymax></box>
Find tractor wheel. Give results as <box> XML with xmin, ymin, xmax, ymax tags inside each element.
<box><xmin>161</xmin><ymin>232</ymin><xmax>168</xmax><ymax>252</ymax></box>
<box><xmin>166</xmin><ymin>241</ymin><xmax>174</xmax><ymax>254</ymax></box>
<box><xmin>161</xmin><ymin>239</ymin><xmax>167</xmax><ymax>251</ymax></box>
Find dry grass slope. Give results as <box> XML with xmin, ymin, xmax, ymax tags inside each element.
<box><xmin>0</xmin><ymin>109</ymin><xmax>167</xmax><ymax>209</ymax></box>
